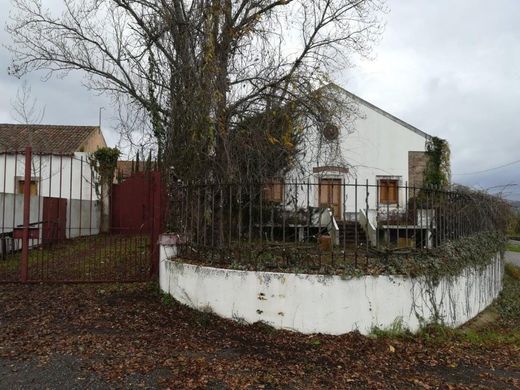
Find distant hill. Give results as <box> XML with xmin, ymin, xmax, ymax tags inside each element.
<box><xmin>510</xmin><ymin>200</ymin><xmax>520</xmax><ymax>211</ymax></box>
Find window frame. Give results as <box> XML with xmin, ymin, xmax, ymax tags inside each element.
<box><xmin>262</xmin><ymin>178</ymin><xmax>285</xmax><ymax>204</ymax></box>
<box><xmin>17</xmin><ymin>179</ymin><xmax>39</xmax><ymax>196</ymax></box>
<box><xmin>377</xmin><ymin>177</ymin><xmax>400</xmax><ymax>205</ymax></box>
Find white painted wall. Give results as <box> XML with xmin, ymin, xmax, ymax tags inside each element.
<box><xmin>0</xmin><ymin>152</ymin><xmax>102</xmax><ymax>247</ymax></box>
<box><xmin>0</xmin><ymin>193</ymin><xmax>100</xmax><ymax>254</ymax></box>
<box><xmin>160</xmin><ymin>243</ymin><xmax>503</xmax><ymax>335</ymax></box>
<box><xmin>0</xmin><ymin>152</ymin><xmax>99</xmax><ymax>201</ymax></box>
<box><xmin>283</xmin><ymin>86</ymin><xmax>429</xmax><ymax>216</ymax></box>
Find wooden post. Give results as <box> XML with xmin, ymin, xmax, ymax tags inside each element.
<box><xmin>20</xmin><ymin>146</ymin><xmax>32</xmax><ymax>282</ymax></box>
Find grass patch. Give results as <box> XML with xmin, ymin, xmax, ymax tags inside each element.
<box><xmin>506</xmin><ymin>242</ymin><xmax>520</xmax><ymax>252</ymax></box>
<box><xmin>370</xmin><ymin>318</ymin><xmax>410</xmax><ymax>338</ymax></box>
<box><xmin>160</xmin><ymin>291</ymin><xmax>174</xmax><ymax>306</ymax></box>
<box><xmin>461</xmin><ymin>328</ymin><xmax>520</xmax><ymax>346</ymax></box>
<box><xmin>416</xmin><ymin>323</ymin><xmax>520</xmax><ymax>347</ymax></box>
<box><xmin>495</xmin><ymin>265</ymin><xmax>520</xmax><ymax>327</ymax></box>
<box><xmin>505</xmin><ymin>262</ymin><xmax>520</xmax><ymax>280</ymax></box>
<box><xmin>0</xmin><ymin>234</ymin><xmax>150</xmax><ymax>281</ymax></box>
<box><xmin>415</xmin><ymin>323</ymin><xmax>455</xmax><ymax>344</ymax></box>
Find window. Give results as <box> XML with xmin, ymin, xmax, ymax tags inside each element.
<box><xmin>263</xmin><ymin>179</ymin><xmax>284</xmax><ymax>203</ymax></box>
<box><xmin>18</xmin><ymin>180</ymin><xmax>38</xmax><ymax>196</ymax></box>
<box><xmin>379</xmin><ymin>179</ymin><xmax>398</xmax><ymax>204</ymax></box>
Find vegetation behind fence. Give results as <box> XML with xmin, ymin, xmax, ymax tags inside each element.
<box><xmin>170</xmin><ymin>180</ymin><xmax>511</xmax><ymax>274</ymax></box>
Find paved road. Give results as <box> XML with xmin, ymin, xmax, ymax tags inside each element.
<box><xmin>505</xmin><ymin>240</ymin><xmax>520</xmax><ymax>267</ymax></box>
<box><xmin>505</xmin><ymin>251</ymin><xmax>520</xmax><ymax>267</ymax></box>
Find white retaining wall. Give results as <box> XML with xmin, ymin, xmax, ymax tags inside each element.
<box><xmin>159</xmin><ymin>239</ymin><xmax>503</xmax><ymax>335</ymax></box>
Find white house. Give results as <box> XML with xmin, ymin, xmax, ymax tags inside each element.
<box><xmin>0</xmin><ymin>124</ymin><xmax>107</xmax><ymax>249</ymax></box>
<box><xmin>262</xmin><ymin>84</ymin><xmax>435</xmax><ymax>247</ymax></box>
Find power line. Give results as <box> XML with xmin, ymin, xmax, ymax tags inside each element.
<box><xmin>485</xmin><ymin>183</ymin><xmax>518</xmax><ymax>191</ymax></box>
<box><xmin>453</xmin><ymin>158</ymin><xmax>520</xmax><ymax>176</ymax></box>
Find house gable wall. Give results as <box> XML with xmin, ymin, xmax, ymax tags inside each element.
<box><xmin>285</xmin><ymin>89</ymin><xmax>430</xmax><ymax>215</ymax></box>
<box><xmin>78</xmin><ymin>127</ymin><xmax>107</xmax><ymax>152</ymax></box>
<box><xmin>344</xmin><ymin>99</ymin><xmax>428</xmax><ymax>185</ymax></box>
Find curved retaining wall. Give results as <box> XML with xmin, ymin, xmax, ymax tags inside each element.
<box><xmin>159</xmin><ymin>243</ymin><xmax>503</xmax><ymax>335</ymax></box>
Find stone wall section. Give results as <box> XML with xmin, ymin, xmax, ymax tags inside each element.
<box><xmin>408</xmin><ymin>151</ymin><xmax>428</xmax><ymax>189</ymax></box>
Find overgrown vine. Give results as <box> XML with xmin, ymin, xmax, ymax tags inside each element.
<box><xmin>89</xmin><ymin>147</ymin><xmax>121</xmax><ymax>232</ymax></box>
<box><xmin>424</xmin><ymin>136</ymin><xmax>451</xmax><ymax>188</ymax></box>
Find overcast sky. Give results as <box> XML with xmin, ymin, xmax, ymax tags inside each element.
<box><xmin>1</xmin><ymin>0</ymin><xmax>519</xmax><ymax>199</ymax></box>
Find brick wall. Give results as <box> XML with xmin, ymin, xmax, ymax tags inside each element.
<box><xmin>408</xmin><ymin>151</ymin><xmax>428</xmax><ymax>189</ymax></box>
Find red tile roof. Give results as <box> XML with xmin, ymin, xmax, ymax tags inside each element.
<box><xmin>0</xmin><ymin>124</ymin><xmax>99</xmax><ymax>154</ymax></box>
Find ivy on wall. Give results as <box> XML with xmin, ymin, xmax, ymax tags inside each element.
<box><xmin>424</xmin><ymin>136</ymin><xmax>451</xmax><ymax>188</ymax></box>
<box><xmin>89</xmin><ymin>147</ymin><xmax>121</xmax><ymax>232</ymax></box>
<box><xmin>383</xmin><ymin>231</ymin><xmax>506</xmax><ymax>280</ymax></box>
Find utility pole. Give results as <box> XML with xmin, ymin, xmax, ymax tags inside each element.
<box><xmin>98</xmin><ymin>107</ymin><xmax>105</xmax><ymax>127</ymax></box>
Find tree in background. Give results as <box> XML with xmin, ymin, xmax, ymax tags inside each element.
<box><xmin>7</xmin><ymin>0</ymin><xmax>385</xmax><ymax>185</ymax></box>
<box><xmin>10</xmin><ymin>80</ymin><xmax>46</xmax><ymax>125</ymax></box>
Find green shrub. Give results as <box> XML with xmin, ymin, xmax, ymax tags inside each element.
<box><xmin>505</xmin><ymin>263</ymin><xmax>520</xmax><ymax>280</ymax></box>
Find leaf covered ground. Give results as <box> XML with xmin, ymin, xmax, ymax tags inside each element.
<box><xmin>0</xmin><ymin>271</ymin><xmax>519</xmax><ymax>389</ymax></box>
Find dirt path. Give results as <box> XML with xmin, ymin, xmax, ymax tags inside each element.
<box><xmin>0</xmin><ymin>283</ymin><xmax>519</xmax><ymax>389</ymax></box>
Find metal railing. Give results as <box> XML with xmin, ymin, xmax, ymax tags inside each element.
<box><xmin>0</xmin><ymin>147</ymin><xmax>161</xmax><ymax>282</ymax></box>
<box><xmin>170</xmin><ymin>179</ymin><xmax>509</xmax><ymax>270</ymax></box>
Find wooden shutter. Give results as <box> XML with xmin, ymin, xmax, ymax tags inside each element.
<box><xmin>379</xmin><ymin>180</ymin><xmax>398</xmax><ymax>204</ymax></box>
<box><xmin>263</xmin><ymin>179</ymin><xmax>284</xmax><ymax>203</ymax></box>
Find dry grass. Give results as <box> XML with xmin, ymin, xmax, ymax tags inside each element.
<box><xmin>0</xmin><ymin>234</ymin><xmax>150</xmax><ymax>282</ymax></box>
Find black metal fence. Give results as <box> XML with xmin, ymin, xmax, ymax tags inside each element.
<box><xmin>171</xmin><ymin>180</ymin><xmax>510</xmax><ymax>271</ymax></box>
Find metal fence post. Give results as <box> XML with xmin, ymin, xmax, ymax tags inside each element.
<box><xmin>150</xmin><ymin>171</ymin><xmax>162</xmax><ymax>277</ymax></box>
<box><xmin>20</xmin><ymin>146</ymin><xmax>32</xmax><ymax>283</ymax></box>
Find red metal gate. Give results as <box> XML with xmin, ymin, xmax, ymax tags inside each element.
<box><xmin>111</xmin><ymin>172</ymin><xmax>154</xmax><ymax>234</ymax></box>
<box><xmin>0</xmin><ymin>147</ymin><xmax>163</xmax><ymax>283</ymax></box>
<box><xmin>111</xmin><ymin>170</ymin><xmax>164</xmax><ymax>276</ymax></box>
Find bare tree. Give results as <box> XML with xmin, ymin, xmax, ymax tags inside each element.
<box><xmin>7</xmin><ymin>0</ymin><xmax>385</xmax><ymax>183</ymax></box>
<box><xmin>9</xmin><ymin>79</ymin><xmax>52</xmax><ymax>158</ymax></box>
<box><xmin>10</xmin><ymin>80</ymin><xmax>46</xmax><ymax>124</ymax></box>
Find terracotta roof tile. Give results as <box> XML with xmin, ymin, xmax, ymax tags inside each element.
<box><xmin>0</xmin><ymin>124</ymin><xmax>99</xmax><ymax>154</ymax></box>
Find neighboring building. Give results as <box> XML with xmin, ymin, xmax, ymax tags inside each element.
<box><xmin>0</xmin><ymin>124</ymin><xmax>106</xmax><ymax>200</ymax></box>
<box><xmin>0</xmin><ymin>124</ymin><xmax>107</xmax><ymax>245</ymax></box>
<box><xmin>263</xmin><ymin>84</ymin><xmax>436</xmax><ymax>246</ymax></box>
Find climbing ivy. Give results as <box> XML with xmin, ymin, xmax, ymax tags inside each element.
<box><xmin>382</xmin><ymin>231</ymin><xmax>506</xmax><ymax>280</ymax></box>
<box><xmin>89</xmin><ymin>147</ymin><xmax>121</xmax><ymax>192</ymax></box>
<box><xmin>424</xmin><ymin>136</ymin><xmax>451</xmax><ymax>189</ymax></box>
